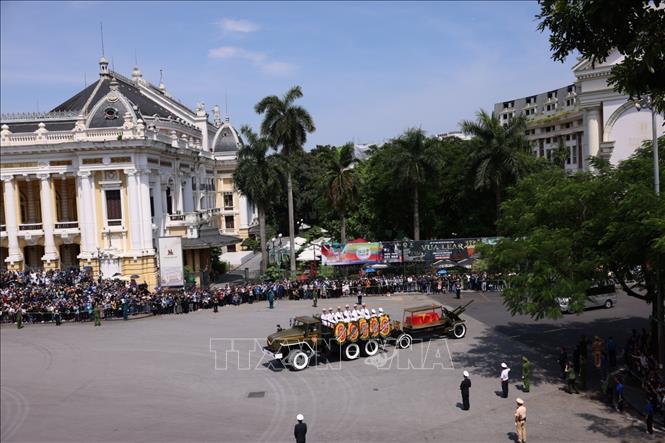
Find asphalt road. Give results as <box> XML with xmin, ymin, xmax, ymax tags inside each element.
<box><xmin>1</xmin><ymin>291</ymin><xmax>658</xmax><ymax>443</ymax></box>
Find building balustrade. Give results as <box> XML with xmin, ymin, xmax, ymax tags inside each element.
<box><xmin>19</xmin><ymin>223</ymin><xmax>43</xmax><ymax>231</ymax></box>
<box><xmin>55</xmin><ymin>221</ymin><xmax>79</xmax><ymax>229</ymax></box>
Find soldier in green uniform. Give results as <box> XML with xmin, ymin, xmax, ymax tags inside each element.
<box><xmin>94</xmin><ymin>303</ymin><xmax>102</xmax><ymax>326</ymax></box>
<box><xmin>521</xmin><ymin>356</ymin><xmax>531</xmax><ymax>393</ymax></box>
<box><xmin>312</xmin><ymin>287</ymin><xmax>318</xmax><ymax>307</ymax></box>
<box><xmin>16</xmin><ymin>308</ymin><xmax>24</xmax><ymax>329</ymax></box>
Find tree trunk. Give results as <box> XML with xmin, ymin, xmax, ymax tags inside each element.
<box><xmin>258</xmin><ymin>206</ymin><xmax>267</xmax><ymax>274</ymax></box>
<box><xmin>340</xmin><ymin>212</ymin><xmax>346</xmax><ymax>245</ymax></box>
<box><xmin>495</xmin><ymin>186</ymin><xmax>502</xmax><ymax>232</ymax></box>
<box><xmin>287</xmin><ymin>171</ymin><xmax>296</xmax><ymax>275</ymax></box>
<box><xmin>413</xmin><ymin>184</ymin><xmax>420</xmax><ymax>241</ymax></box>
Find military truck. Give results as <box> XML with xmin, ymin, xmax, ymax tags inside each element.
<box><xmin>263</xmin><ymin>314</ymin><xmax>393</xmax><ymax>371</ymax></box>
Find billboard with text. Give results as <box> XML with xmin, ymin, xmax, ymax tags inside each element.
<box><xmin>158</xmin><ymin>236</ymin><xmax>184</xmax><ymax>287</ymax></box>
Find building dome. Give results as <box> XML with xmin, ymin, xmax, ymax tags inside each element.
<box><xmin>212</xmin><ymin>118</ymin><xmax>242</xmax><ymax>152</ymax></box>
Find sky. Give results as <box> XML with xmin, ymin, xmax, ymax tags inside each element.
<box><xmin>1</xmin><ymin>1</ymin><xmax>578</xmax><ymax>148</ymax></box>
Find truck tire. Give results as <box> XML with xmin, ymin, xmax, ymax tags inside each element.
<box><xmin>344</xmin><ymin>343</ymin><xmax>361</xmax><ymax>360</ymax></box>
<box><xmin>452</xmin><ymin>323</ymin><xmax>466</xmax><ymax>339</ymax></box>
<box><xmin>396</xmin><ymin>333</ymin><xmax>412</xmax><ymax>349</ymax></box>
<box><xmin>288</xmin><ymin>350</ymin><xmax>309</xmax><ymax>371</ymax></box>
<box><xmin>363</xmin><ymin>339</ymin><xmax>379</xmax><ymax>356</ymax></box>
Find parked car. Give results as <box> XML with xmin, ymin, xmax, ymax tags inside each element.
<box><xmin>558</xmin><ymin>285</ymin><xmax>617</xmax><ymax>313</ymax></box>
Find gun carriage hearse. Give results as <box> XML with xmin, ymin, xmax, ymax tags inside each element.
<box><xmin>263</xmin><ymin>300</ymin><xmax>473</xmax><ymax>371</ymax></box>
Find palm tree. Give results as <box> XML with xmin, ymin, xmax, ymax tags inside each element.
<box><xmin>233</xmin><ymin>126</ymin><xmax>279</xmax><ymax>274</ymax></box>
<box><xmin>321</xmin><ymin>143</ymin><xmax>359</xmax><ymax>244</ymax></box>
<box><xmin>390</xmin><ymin>128</ymin><xmax>436</xmax><ymax>240</ymax></box>
<box><xmin>255</xmin><ymin>86</ymin><xmax>315</xmax><ymax>274</ymax></box>
<box><xmin>460</xmin><ymin>110</ymin><xmax>531</xmax><ymax>217</ymax></box>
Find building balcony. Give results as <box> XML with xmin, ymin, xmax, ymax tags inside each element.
<box><xmin>19</xmin><ymin>222</ymin><xmax>43</xmax><ymax>231</ymax></box>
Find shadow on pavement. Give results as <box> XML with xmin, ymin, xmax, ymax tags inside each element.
<box><xmin>577</xmin><ymin>412</ymin><xmax>646</xmax><ymax>443</ymax></box>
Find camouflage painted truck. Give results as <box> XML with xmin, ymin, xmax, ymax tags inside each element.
<box><xmin>262</xmin><ymin>301</ymin><xmax>472</xmax><ymax>371</ymax></box>
<box><xmin>262</xmin><ymin>313</ymin><xmax>394</xmax><ymax>371</ymax></box>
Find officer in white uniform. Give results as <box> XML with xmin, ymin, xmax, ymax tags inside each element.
<box><xmin>350</xmin><ymin>305</ymin><xmax>360</xmax><ymax>321</ymax></box>
<box><xmin>378</xmin><ymin>308</ymin><xmax>384</xmax><ymax>316</ymax></box>
<box><xmin>370</xmin><ymin>309</ymin><xmax>377</xmax><ymax>318</ymax></box>
<box><xmin>334</xmin><ymin>306</ymin><xmax>345</xmax><ymax>322</ymax></box>
<box><xmin>362</xmin><ymin>304</ymin><xmax>370</xmax><ymax>319</ymax></box>
<box><xmin>343</xmin><ymin>304</ymin><xmax>352</xmax><ymax>322</ymax></box>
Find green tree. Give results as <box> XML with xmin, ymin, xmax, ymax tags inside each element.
<box><xmin>389</xmin><ymin>128</ymin><xmax>439</xmax><ymax>240</ymax></box>
<box><xmin>255</xmin><ymin>86</ymin><xmax>316</xmax><ymax>275</ymax></box>
<box><xmin>321</xmin><ymin>143</ymin><xmax>359</xmax><ymax>244</ymax></box>
<box><xmin>537</xmin><ymin>0</ymin><xmax>665</xmax><ymax>112</ymax></box>
<box><xmin>480</xmin><ymin>137</ymin><xmax>664</xmax><ymax>360</ymax></box>
<box><xmin>233</xmin><ymin>126</ymin><xmax>280</xmax><ymax>274</ymax></box>
<box><xmin>461</xmin><ymin>110</ymin><xmax>533</xmax><ymax>219</ymax></box>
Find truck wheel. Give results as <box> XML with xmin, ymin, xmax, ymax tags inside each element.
<box><xmin>452</xmin><ymin>323</ymin><xmax>466</xmax><ymax>339</ymax></box>
<box><xmin>396</xmin><ymin>333</ymin><xmax>412</xmax><ymax>349</ymax></box>
<box><xmin>363</xmin><ymin>339</ymin><xmax>379</xmax><ymax>356</ymax></box>
<box><xmin>288</xmin><ymin>350</ymin><xmax>309</xmax><ymax>371</ymax></box>
<box><xmin>344</xmin><ymin>343</ymin><xmax>361</xmax><ymax>360</ymax></box>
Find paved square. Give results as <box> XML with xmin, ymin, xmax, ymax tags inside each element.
<box><xmin>1</xmin><ymin>293</ymin><xmax>656</xmax><ymax>442</ymax></box>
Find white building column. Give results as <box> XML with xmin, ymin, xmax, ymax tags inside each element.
<box><xmin>2</xmin><ymin>176</ymin><xmax>23</xmax><ymax>263</ymax></box>
<box><xmin>124</xmin><ymin>169</ymin><xmax>142</xmax><ymax>251</ymax></box>
<box><xmin>38</xmin><ymin>173</ymin><xmax>58</xmax><ymax>262</ymax></box>
<box><xmin>76</xmin><ymin>171</ymin><xmax>98</xmax><ymax>258</ymax></box>
<box><xmin>183</xmin><ymin>175</ymin><xmax>194</xmax><ymax>213</ymax></box>
<box><xmin>584</xmin><ymin>106</ymin><xmax>602</xmax><ymax>163</ymax></box>
<box><xmin>137</xmin><ymin>169</ymin><xmax>153</xmax><ymax>251</ymax></box>
<box><xmin>152</xmin><ymin>175</ymin><xmax>164</xmax><ymax>237</ymax></box>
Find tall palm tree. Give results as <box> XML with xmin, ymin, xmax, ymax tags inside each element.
<box><xmin>322</xmin><ymin>143</ymin><xmax>359</xmax><ymax>244</ymax></box>
<box><xmin>233</xmin><ymin>126</ymin><xmax>279</xmax><ymax>274</ymax></box>
<box><xmin>460</xmin><ymin>110</ymin><xmax>531</xmax><ymax>217</ymax></box>
<box><xmin>255</xmin><ymin>86</ymin><xmax>315</xmax><ymax>274</ymax></box>
<box><xmin>390</xmin><ymin>128</ymin><xmax>436</xmax><ymax>240</ymax></box>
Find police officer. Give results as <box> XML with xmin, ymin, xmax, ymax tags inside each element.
<box><xmin>500</xmin><ymin>362</ymin><xmax>510</xmax><ymax>398</ymax></box>
<box><xmin>212</xmin><ymin>294</ymin><xmax>219</xmax><ymax>313</ymax></box>
<box><xmin>93</xmin><ymin>303</ymin><xmax>102</xmax><ymax>327</ymax></box>
<box><xmin>294</xmin><ymin>413</ymin><xmax>307</xmax><ymax>443</ymax></box>
<box><xmin>460</xmin><ymin>370</ymin><xmax>471</xmax><ymax>410</ymax></box>
<box><xmin>514</xmin><ymin>398</ymin><xmax>527</xmax><ymax>443</ymax></box>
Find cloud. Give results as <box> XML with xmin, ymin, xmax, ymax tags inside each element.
<box><xmin>208</xmin><ymin>46</ymin><xmax>294</xmax><ymax>76</ymax></box>
<box><xmin>218</xmin><ymin>18</ymin><xmax>259</xmax><ymax>34</ymax></box>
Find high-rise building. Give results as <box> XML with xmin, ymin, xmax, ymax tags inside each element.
<box><xmin>494</xmin><ymin>50</ymin><xmax>663</xmax><ymax>170</ymax></box>
<box><xmin>0</xmin><ymin>58</ymin><xmax>256</xmax><ymax>287</ymax></box>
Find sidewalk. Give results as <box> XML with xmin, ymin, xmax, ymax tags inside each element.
<box><xmin>622</xmin><ymin>375</ymin><xmax>665</xmax><ymax>428</ymax></box>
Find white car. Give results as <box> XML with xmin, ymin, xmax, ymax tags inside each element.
<box><xmin>558</xmin><ymin>285</ymin><xmax>617</xmax><ymax>313</ymax></box>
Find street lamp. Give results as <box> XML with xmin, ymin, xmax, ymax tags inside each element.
<box><xmin>96</xmin><ymin>247</ymin><xmax>102</xmax><ymax>282</ymax></box>
<box><xmin>277</xmin><ymin>233</ymin><xmax>283</xmax><ymax>268</ymax></box>
<box><xmin>635</xmin><ymin>96</ymin><xmax>663</xmax><ymax>369</ymax></box>
<box><xmin>634</xmin><ymin>96</ymin><xmax>660</xmax><ymax>195</ymax></box>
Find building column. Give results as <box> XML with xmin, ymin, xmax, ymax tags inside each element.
<box><xmin>137</xmin><ymin>169</ymin><xmax>153</xmax><ymax>251</ymax></box>
<box><xmin>152</xmin><ymin>176</ymin><xmax>164</xmax><ymax>237</ymax></box>
<box><xmin>124</xmin><ymin>169</ymin><xmax>142</xmax><ymax>251</ymax></box>
<box><xmin>183</xmin><ymin>175</ymin><xmax>194</xmax><ymax>213</ymax></box>
<box><xmin>38</xmin><ymin>173</ymin><xmax>58</xmax><ymax>262</ymax></box>
<box><xmin>2</xmin><ymin>176</ymin><xmax>23</xmax><ymax>263</ymax></box>
<box><xmin>584</xmin><ymin>107</ymin><xmax>602</xmax><ymax>164</ymax></box>
<box><xmin>239</xmin><ymin>194</ymin><xmax>249</xmax><ymax>230</ymax></box>
<box><xmin>76</xmin><ymin>171</ymin><xmax>97</xmax><ymax>258</ymax></box>
<box><xmin>175</xmin><ymin>175</ymin><xmax>184</xmax><ymax>213</ymax></box>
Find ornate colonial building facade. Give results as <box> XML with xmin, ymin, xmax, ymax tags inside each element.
<box><xmin>495</xmin><ymin>51</ymin><xmax>664</xmax><ymax>170</ymax></box>
<box><xmin>0</xmin><ymin>57</ymin><xmax>256</xmax><ymax>287</ymax></box>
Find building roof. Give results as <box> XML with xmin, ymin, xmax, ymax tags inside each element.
<box><xmin>212</xmin><ymin>119</ymin><xmax>242</xmax><ymax>153</ymax></box>
<box><xmin>182</xmin><ymin>227</ymin><xmax>241</xmax><ymax>250</ymax></box>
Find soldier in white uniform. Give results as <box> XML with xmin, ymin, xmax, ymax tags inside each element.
<box><xmin>343</xmin><ymin>305</ymin><xmax>352</xmax><ymax>322</ymax></box>
<box><xmin>370</xmin><ymin>309</ymin><xmax>377</xmax><ymax>318</ymax></box>
<box><xmin>362</xmin><ymin>304</ymin><xmax>371</xmax><ymax>319</ymax></box>
<box><xmin>334</xmin><ymin>306</ymin><xmax>345</xmax><ymax>322</ymax></box>
<box><xmin>321</xmin><ymin>309</ymin><xmax>332</xmax><ymax>326</ymax></box>
<box><xmin>350</xmin><ymin>305</ymin><xmax>360</xmax><ymax>321</ymax></box>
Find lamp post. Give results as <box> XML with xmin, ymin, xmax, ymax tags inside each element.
<box><xmin>635</xmin><ymin>96</ymin><xmax>663</xmax><ymax>367</ymax></box>
<box><xmin>634</xmin><ymin>97</ymin><xmax>660</xmax><ymax>195</ymax></box>
<box><xmin>270</xmin><ymin>237</ymin><xmax>276</xmax><ymax>265</ymax></box>
<box><xmin>277</xmin><ymin>233</ymin><xmax>283</xmax><ymax>268</ymax></box>
<box><xmin>96</xmin><ymin>247</ymin><xmax>102</xmax><ymax>282</ymax></box>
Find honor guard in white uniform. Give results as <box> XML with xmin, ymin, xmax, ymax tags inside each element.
<box><xmin>350</xmin><ymin>305</ymin><xmax>360</xmax><ymax>321</ymax></box>
<box><xmin>370</xmin><ymin>309</ymin><xmax>377</xmax><ymax>318</ymax></box>
<box><xmin>362</xmin><ymin>304</ymin><xmax>371</xmax><ymax>319</ymax></box>
<box><xmin>343</xmin><ymin>305</ymin><xmax>352</xmax><ymax>322</ymax></box>
<box><xmin>378</xmin><ymin>308</ymin><xmax>384</xmax><ymax>316</ymax></box>
<box><xmin>335</xmin><ymin>306</ymin><xmax>344</xmax><ymax>322</ymax></box>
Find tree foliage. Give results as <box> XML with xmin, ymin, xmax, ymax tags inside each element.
<box><xmin>537</xmin><ymin>0</ymin><xmax>665</xmax><ymax>112</ymax></box>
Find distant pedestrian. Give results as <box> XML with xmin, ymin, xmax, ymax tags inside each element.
<box><xmin>500</xmin><ymin>362</ymin><xmax>510</xmax><ymax>398</ymax></box>
<box><xmin>514</xmin><ymin>398</ymin><xmax>527</xmax><ymax>443</ymax></box>
<box><xmin>455</xmin><ymin>283</ymin><xmax>461</xmax><ymax>299</ymax></box>
<box><xmin>54</xmin><ymin>309</ymin><xmax>62</xmax><ymax>326</ymax></box>
<box><xmin>312</xmin><ymin>288</ymin><xmax>318</xmax><ymax>308</ymax></box>
<box><xmin>460</xmin><ymin>370</ymin><xmax>471</xmax><ymax>410</ymax></box>
<box><xmin>357</xmin><ymin>291</ymin><xmax>362</xmax><ymax>306</ymax></box>
<box><xmin>213</xmin><ymin>295</ymin><xmax>219</xmax><ymax>313</ymax></box>
<box><xmin>646</xmin><ymin>398</ymin><xmax>654</xmax><ymax>434</ymax></box>
<box><xmin>591</xmin><ymin>336</ymin><xmax>603</xmax><ymax>368</ymax></box>
<box><xmin>615</xmin><ymin>377</ymin><xmax>625</xmax><ymax>412</ymax></box>
<box><xmin>294</xmin><ymin>413</ymin><xmax>307</xmax><ymax>443</ymax></box>
<box><xmin>565</xmin><ymin>361</ymin><xmax>578</xmax><ymax>394</ymax></box>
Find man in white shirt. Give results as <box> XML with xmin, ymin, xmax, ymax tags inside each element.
<box><xmin>334</xmin><ymin>306</ymin><xmax>345</xmax><ymax>323</ymax></box>
<box><xmin>362</xmin><ymin>304</ymin><xmax>370</xmax><ymax>319</ymax></box>
<box><xmin>500</xmin><ymin>362</ymin><xmax>511</xmax><ymax>398</ymax></box>
<box><xmin>320</xmin><ymin>309</ymin><xmax>330</xmax><ymax>327</ymax></box>
<box><xmin>343</xmin><ymin>304</ymin><xmax>351</xmax><ymax>322</ymax></box>
<box><xmin>350</xmin><ymin>305</ymin><xmax>360</xmax><ymax>321</ymax></box>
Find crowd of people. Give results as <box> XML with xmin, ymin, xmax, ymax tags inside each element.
<box><xmin>0</xmin><ymin>269</ymin><xmax>501</xmax><ymax>326</ymax></box>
